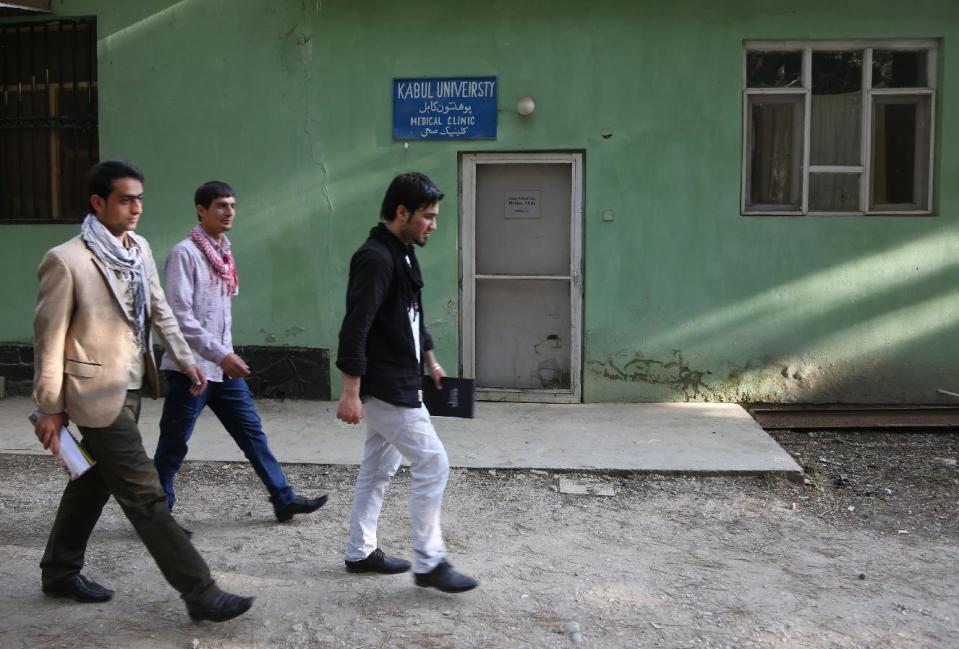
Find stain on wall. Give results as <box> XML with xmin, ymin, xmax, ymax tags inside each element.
<box><xmin>588</xmin><ymin>351</ymin><xmax>712</xmax><ymax>401</ymax></box>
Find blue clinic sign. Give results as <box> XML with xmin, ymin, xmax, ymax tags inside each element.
<box><xmin>393</xmin><ymin>76</ymin><xmax>497</xmax><ymax>141</ymax></box>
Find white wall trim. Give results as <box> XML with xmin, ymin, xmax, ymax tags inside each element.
<box><xmin>743</xmin><ymin>40</ymin><xmax>937</xmax><ymax>217</ymax></box>
<box><xmin>746</xmin><ymin>39</ymin><xmax>938</xmax><ymax>50</ymax></box>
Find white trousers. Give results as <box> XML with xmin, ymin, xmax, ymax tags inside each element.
<box><xmin>345</xmin><ymin>397</ymin><xmax>449</xmax><ymax>573</ymax></box>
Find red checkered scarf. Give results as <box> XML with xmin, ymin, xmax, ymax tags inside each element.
<box><xmin>189</xmin><ymin>225</ymin><xmax>239</xmax><ymax>296</ymax></box>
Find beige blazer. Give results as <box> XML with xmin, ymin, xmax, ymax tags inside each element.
<box><xmin>33</xmin><ymin>234</ymin><xmax>195</xmax><ymax>428</ymax></box>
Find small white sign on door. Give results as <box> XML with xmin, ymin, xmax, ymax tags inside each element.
<box><xmin>504</xmin><ymin>190</ymin><xmax>540</xmax><ymax>219</ymax></box>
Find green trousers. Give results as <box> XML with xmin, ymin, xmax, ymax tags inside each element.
<box><xmin>40</xmin><ymin>390</ymin><xmax>216</xmax><ymax>604</ymax></box>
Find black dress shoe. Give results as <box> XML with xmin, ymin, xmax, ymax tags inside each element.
<box><xmin>187</xmin><ymin>590</ymin><xmax>254</xmax><ymax>622</ymax></box>
<box><xmin>42</xmin><ymin>574</ymin><xmax>114</xmax><ymax>603</ymax></box>
<box><xmin>414</xmin><ymin>560</ymin><xmax>478</xmax><ymax>593</ymax></box>
<box><xmin>345</xmin><ymin>547</ymin><xmax>412</xmax><ymax>574</ymax></box>
<box><xmin>274</xmin><ymin>494</ymin><xmax>328</xmax><ymax>522</ymax></box>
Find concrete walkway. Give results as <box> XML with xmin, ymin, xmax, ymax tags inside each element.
<box><xmin>0</xmin><ymin>396</ymin><xmax>802</xmax><ymax>477</ymax></box>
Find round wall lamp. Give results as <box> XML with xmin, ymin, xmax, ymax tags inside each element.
<box><xmin>516</xmin><ymin>95</ymin><xmax>536</xmax><ymax>116</ymax></box>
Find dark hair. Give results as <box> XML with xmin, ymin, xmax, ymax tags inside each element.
<box><xmin>379</xmin><ymin>171</ymin><xmax>443</xmax><ymax>222</ymax></box>
<box><xmin>194</xmin><ymin>180</ymin><xmax>235</xmax><ymax>209</ymax></box>
<box><xmin>86</xmin><ymin>160</ymin><xmax>144</xmax><ymax>201</ymax></box>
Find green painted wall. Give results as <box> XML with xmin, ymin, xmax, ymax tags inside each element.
<box><xmin>2</xmin><ymin>0</ymin><xmax>957</xmax><ymax>403</ymax></box>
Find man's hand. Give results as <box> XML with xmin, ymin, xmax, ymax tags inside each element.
<box><xmin>428</xmin><ymin>364</ymin><xmax>446</xmax><ymax>389</ymax></box>
<box><xmin>34</xmin><ymin>412</ymin><xmax>67</xmax><ymax>455</ymax></box>
<box><xmin>183</xmin><ymin>364</ymin><xmax>208</xmax><ymax>396</ymax></box>
<box><xmin>337</xmin><ymin>393</ymin><xmax>363</xmax><ymax>425</ymax></box>
<box><xmin>220</xmin><ymin>353</ymin><xmax>251</xmax><ymax>380</ymax></box>
<box><xmin>424</xmin><ymin>351</ymin><xmax>446</xmax><ymax>389</ymax></box>
<box><xmin>337</xmin><ymin>373</ymin><xmax>363</xmax><ymax>425</ymax></box>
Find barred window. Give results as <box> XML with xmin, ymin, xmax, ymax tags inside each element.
<box><xmin>0</xmin><ymin>17</ymin><xmax>98</xmax><ymax>223</ymax></box>
<box><xmin>742</xmin><ymin>41</ymin><xmax>937</xmax><ymax>216</ymax></box>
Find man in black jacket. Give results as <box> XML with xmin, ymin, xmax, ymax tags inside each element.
<box><xmin>336</xmin><ymin>172</ymin><xmax>477</xmax><ymax>593</ymax></box>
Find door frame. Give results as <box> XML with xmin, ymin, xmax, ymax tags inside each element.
<box><xmin>459</xmin><ymin>152</ymin><xmax>583</xmax><ymax>403</ymax></box>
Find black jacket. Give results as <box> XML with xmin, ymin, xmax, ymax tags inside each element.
<box><xmin>336</xmin><ymin>223</ymin><xmax>433</xmax><ymax>407</ymax></box>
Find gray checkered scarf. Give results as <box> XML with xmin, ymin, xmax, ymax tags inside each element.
<box><xmin>80</xmin><ymin>214</ymin><xmax>147</xmax><ymax>351</ymax></box>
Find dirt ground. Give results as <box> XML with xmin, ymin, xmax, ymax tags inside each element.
<box><xmin>0</xmin><ymin>430</ymin><xmax>956</xmax><ymax>649</ymax></box>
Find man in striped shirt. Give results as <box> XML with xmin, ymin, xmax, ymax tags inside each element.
<box><xmin>155</xmin><ymin>181</ymin><xmax>326</xmax><ymax>529</ymax></box>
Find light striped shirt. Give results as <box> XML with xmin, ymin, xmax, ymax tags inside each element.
<box><xmin>159</xmin><ymin>232</ymin><xmax>234</xmax><ymax>382</ymax></box>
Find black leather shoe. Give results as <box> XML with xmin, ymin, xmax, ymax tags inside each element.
<box><xmin>414</xmin><ymin>560</ymin><xmax>478</xmax><ymax>593</ymax></box>
<box><xmin>274</xmin><ymin>494</ymin><xmax>328</xmax><ymax>522</ymax></box>
<box><xmin>345</xmin><ymin>547</ymin><xmax>412</xmax><ymax>574</ymax></box>
<box><xmin>42</xmin><ymin>574</ymin><xmax>114</xmax><ymax>603</ymax></box>
<box><xmin>187</xmin><ymin>590</ymin><xmax>254</xmax><ymax>622</ymax></box>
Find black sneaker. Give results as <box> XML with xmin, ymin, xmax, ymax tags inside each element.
<box><xmin>42</xmin><ymin>574</ymin><xmax>114</xmax><ymax>603</ymax></box>
<box><xmin>345</xmin><ymin>548</ymin><xmax>412</xmax><ymax>574</ymax></box>
<box><xmin>187</xmin><ymin>589</ymin><xmax>254</xmax><ymax>623</ymax></box>
<box><xmin>274</xmin><ymin>494</ymin><xmax>328</xmax><ymax>522</ymax></box>
<box><xmin>414</xmin><ymin>560</ymin><xmax>478</xmax><ymax>593</ymax></box>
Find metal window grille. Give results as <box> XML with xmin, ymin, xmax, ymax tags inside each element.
<box><xmin>0</xmin><ymin>17</ymin><xmax>97</xmax><ymax>222</ymax></box>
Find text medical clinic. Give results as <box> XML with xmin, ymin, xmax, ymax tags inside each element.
<box><xmin>393</xmin><ymin>77</ymin><xmax>497</xmax><ymax>140</ymax></box>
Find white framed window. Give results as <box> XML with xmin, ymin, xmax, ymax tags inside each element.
<box><xmin>742</xmin><ymin>40</ymin><xmax>937</xmax><ymax>216</ymax></box>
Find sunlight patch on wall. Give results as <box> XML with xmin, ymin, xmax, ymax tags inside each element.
<box><xmin>646</xmin><ymin>231</ymin><xmax>958</xmax><ymax>356</ymax></box>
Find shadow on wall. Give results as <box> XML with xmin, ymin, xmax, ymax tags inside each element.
<box><xmin>590</xmin><ymin>229</ymin><xmax>959</xmax><ymax>403</ymax></box>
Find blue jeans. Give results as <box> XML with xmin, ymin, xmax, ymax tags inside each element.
<box><xmin>155</xmin><ymin>371</ymin><xmax>294</xmax><ymax>510</ymax></box>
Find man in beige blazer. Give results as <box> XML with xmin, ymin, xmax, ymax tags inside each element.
<box><xmin>32</xmin><ymin>160</ymin><xmax>253</xmax><ymax>622</ymax></box>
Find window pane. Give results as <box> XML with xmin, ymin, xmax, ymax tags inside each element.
<box><xmin>746</xmin><ymin>95</ymin><xmax>803</xmax><ymax>210</ymax></box>
<box><xmin>809</xmin><ymin>173</ymin><xmax>860</xmax><ymax>211</ymax></box>
<box><xmin>746</xmin><ymin>51</ymin><xmax>802</xmax><ymax>88</ymax></box>
<box><xmin>872</xmin><ymin>50</ymin><xmax>928</xmax><ymax>88</ymax></box>
<box><xmin>813</xmin><ymin>51</ymin><xmax>862</xmax><ymax>94</ymax></box>
<box><xmin>810</xmin><ymin>51</ymin><xmax>862</xmax><ymax>166</ymax></box>
<box><xmin>870</xmin><ymin>95</ymin><xmax>931</xmax><ymax>211</ymax></box>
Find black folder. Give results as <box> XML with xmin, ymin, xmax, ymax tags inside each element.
<box><xmin>422</xmin><ymin>376</ymin><xmax>476</xmax><ymax>418</ymax></box>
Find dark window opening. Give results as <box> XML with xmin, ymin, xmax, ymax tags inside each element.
<box><xmin>881</xmin><ymin>104</ymin><xmax>916</xmax><ymax>203</ymax></box>
<box><xmin>0</xmin><ymin>17</ymin><xmax>98</xmax><ymax>223</ymax></box>
<box><xmin>871</xmin><ymin>97</ymin><xmax>930</xmax><ymax>211</ymax></box>
<box><xmin>812</xmin><ymin>50</ymin><xmax>863</xmax><ymax>95</ymax></box>
<box><xmin>746</xmin><ymin>51</ymin><xmax>802</xmax><ymax>88</ymax></box>
<box><xmin>872</xmin><ymin>50</ymin><xmax>927</xmax><ymax>89</ymax></box>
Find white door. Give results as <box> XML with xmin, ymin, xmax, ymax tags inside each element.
<box><xmin>460</xmin><ymin>153</ymin><xmax>583</xmax><ymax>403</ymax></box>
